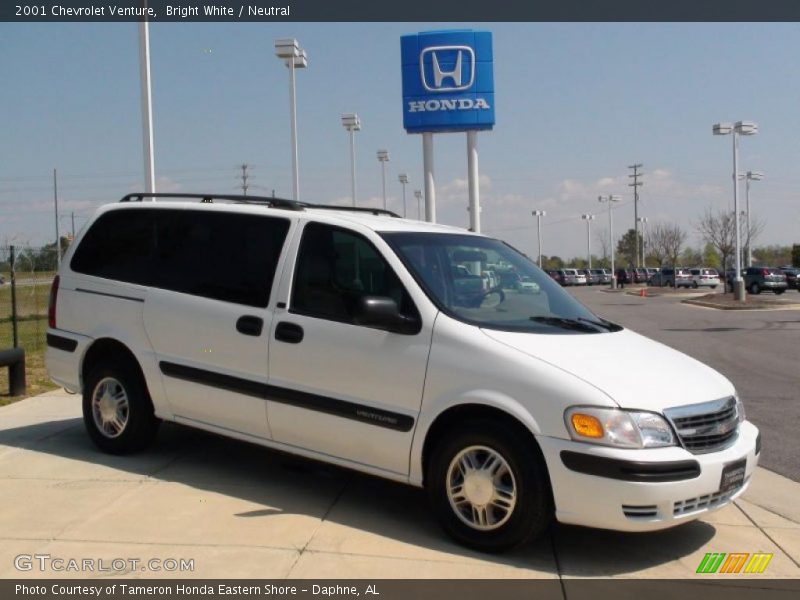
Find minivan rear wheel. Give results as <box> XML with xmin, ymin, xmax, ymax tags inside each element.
<box><xmin>82</xmin><ymin>360</ymin><xmax>159</xmax><ymax>454</ymax></box>
<box><xmin>426</xmin><ymin>420</ymin><xmax>552</xmax><ymax>552</ymax></box>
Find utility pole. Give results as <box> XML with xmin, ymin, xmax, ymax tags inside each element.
<box><xmin>239</xmin><ymin>164</ymin><xmax>250</xmax><ymax>196</ymax></box>
<box><xmin>71</xmin><ymin>211</ymin><xmax>76</xmax><ymax>238</ymax></box>
<box><xmin>581</xmin><ymin>214</ymin><xmax>596</xmax><ymax>269</ymax></box>
<box><xmin>628</xmin><ymin>164</ymin><xmax>643</xmax><ymax>268</ymax></box>
<box><xmin>53</xmin><ymin>168</ymin><xmax>61</xmax><ymax>266</ymax></box>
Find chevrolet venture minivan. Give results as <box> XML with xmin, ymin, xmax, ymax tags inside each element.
<box><xmin>46</xmin><ymin>193</ymin><xmax>760</xmax><ymax>552</ymax></box>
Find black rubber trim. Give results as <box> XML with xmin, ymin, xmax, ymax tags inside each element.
<box><xmin>75</xmin><ymin>288</ymin><xmax>145</xmax><ymax>303</ymax></box>
<box><xmin>560</xmin><ymin>450</ymin><xmax>701</xmax><ymax>482</ymax></box>
<box><xmin>159</xmin><ymin>361</ymin><xmax>414</xmax><ymax>432</ymax></box>
<box><xmin>755</xmin><ymin>432</ymin><xmax>762</xmax><ymax>455</ymax></box>
<box><xmin>46</xmin><ymin>333</ymin><xmax>78</xmax><ymax>353</ymax></box>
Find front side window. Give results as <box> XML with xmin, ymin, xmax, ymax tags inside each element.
<box><xmin>382</xmin><ymin>232</ymin><xmax>619</xmax><ymax>334</ymax></box>
<box><xmin>291</xmin><ymin>222</ymin><xmax>418</xmax><ymax>325</ymax></box>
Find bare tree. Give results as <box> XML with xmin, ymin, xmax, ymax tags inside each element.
<box><xmin>647</xmin><ymin>222</ymin><xmax>687</xmax><ymax>268</ymax></box>
<box><xmin>595</xmin><ymin>228</ymin><xmax>610</xmax><ymax>261</ymax></box>
<box><xmin>697</xmin><ymin>208</ymin><xmax>763</xmax><ymax>271</ymax></box>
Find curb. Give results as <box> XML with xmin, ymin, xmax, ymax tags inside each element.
<box><xmin>682</xmin><ymin>298</ymin><xmax>800</xmax><ymax>311</ymax></box>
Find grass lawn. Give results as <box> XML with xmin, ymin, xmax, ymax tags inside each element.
<box><xmin>0</xmin><ymin>316</ymin><xmax>58</xmax><ymax>406</ymax></box>
<box><xmin>0</xmin><ymin>279</ymin><xmax>53</xmax><ymax>319</ymax></box>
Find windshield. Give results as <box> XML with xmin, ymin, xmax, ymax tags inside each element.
<box><xmin>382</xmin><ymin>232</ymin><xmax>620</xmax><ymax>334</ymax></box>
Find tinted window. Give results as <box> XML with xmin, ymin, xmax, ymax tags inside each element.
<box><xmin>291</xmin><ymin>222</ymin><xmax>417</xmax><ymax>325</ymax></box>
<box><xmin>71</xmin><ymin>208</ymin><xmax>289</xmax><ymax>307</ymax></box>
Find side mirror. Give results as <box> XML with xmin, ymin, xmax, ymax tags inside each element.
<box><xmin>355</xmin><ymin>296</ymin><xmax>421</xmax><ymax>335</ymax></box>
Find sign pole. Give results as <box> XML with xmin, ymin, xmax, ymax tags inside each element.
<box><xmin>423</xmin><ymin>132</ymin><xmax>436</xmax><ymax>223</ymax></box>
<box><xmin>467</xmin><ymin>131</ymin><xmax>480</xmax><ymax>233</ymax></box>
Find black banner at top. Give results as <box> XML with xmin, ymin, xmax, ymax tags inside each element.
<box><xmin>4</xmin><ymin>0</ymin><xmax>800</xmax><ymax>22</ymax></box>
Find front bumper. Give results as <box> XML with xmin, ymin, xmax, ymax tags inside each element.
<box><xmin>537</xmin><ymin>420</ymin><xmax>760</xmax><ymax>532</ymax></box>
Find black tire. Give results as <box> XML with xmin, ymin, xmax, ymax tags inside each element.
<box><xmin>82</xmin><ymin>358</ymin><xmax>160</xmax><ymax>454</ymax></box>
<box><xmin>693</xmin><ymin>281</ymin><xmax>699</xmax><ymax>289</ymax></box>
<box><xmin>426</xmin><ymin>420</ymin><xmax>553</xmax><ymax>553</ymax></box>
<box><xmin>750</xmin><ymin>282</ymin><xmax>761</xmax><ymax>295</ymax></box>
<box><xmin>774</xmin><ymin>289</ymin><xmax>785</xmax><ymax>295</ymax></box>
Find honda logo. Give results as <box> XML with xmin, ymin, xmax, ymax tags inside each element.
<box><xmin>419</xmin><ymin>45</ymin><xmax>475</xmax><ymax>92</ymax></box>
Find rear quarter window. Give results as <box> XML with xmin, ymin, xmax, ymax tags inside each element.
<box><xmin>71</xmin><ymin>208</ymin><xmax>290</xmax><ymax>307</ymax></box>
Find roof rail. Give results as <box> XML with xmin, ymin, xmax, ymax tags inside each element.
<box><xmin>304</xmin><ymin>204</ymin><xmax>400</xmax><ymax>218</ymax></box>
<box><xmin>119</xmin><ymin>193</ymin><xmax>401</xmax><ymax>217</ymax></box>
<box><xmin>119</xmin><ymin>192</ymin><xmax>305</xmax><ymax>211</ymax></box>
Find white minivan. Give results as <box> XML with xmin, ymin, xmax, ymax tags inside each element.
<box><xmin>46</xmin><ymin>194</ymin><xmax>760</xmax><ymax>552</ymax></box>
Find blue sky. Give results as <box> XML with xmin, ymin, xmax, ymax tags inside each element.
<box><xmin>2</xmin><ymin>22</ymin><xmax>799</xmax><ymax>259</ymax></box>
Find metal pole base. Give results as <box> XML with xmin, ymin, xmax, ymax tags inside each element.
<box><xmin>734</xmin><ymin>279</ymin><xmax>746</xmax><ymax>302</ymax></box>
<box><xmin>611</xmin><ymin>276</ymin><xmax>618</xmax><ymax>290</ymax></box>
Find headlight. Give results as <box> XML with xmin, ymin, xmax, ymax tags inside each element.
<box><xmin>565</xmin><ymin>406</ymin><xmax>676</xmax><ymax>448</ymax></box>
<box><xmin>735</xmin><ymin>396</ymin><xmax>746</xmax><ymax>423</ymax></box>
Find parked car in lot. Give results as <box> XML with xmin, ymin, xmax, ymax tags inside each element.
<box><xmin>516</xmin><ymin>275</ymin><xmax>540</xmax><ymax>294</ymax></box>
<box><xmin>557</xmin><ymin>268</ymin><xmax>587</xmax><ymax>286</ymax></box>
<box><xmin>650</xmin><ymin>267</ymin><xmax>692</xmax><ymax>288</ymax></box>
<box><xmin>46</xmin><ymin>192</ymin><xmax>760</xmax><ymax>552</ymax></box>
<box><xmin>590</xmin><ymin>268</ymin><xmax>612</xmax><ymax>284</ymax></box>
<box><xmin>581</xmin><ymin>268</ymin><xmax>599</xmax><ymax>286</ymax></box>
<box><xmin>727</xmin><ymin>267</ymin><xmax>788</xmax><ymax>295</ymax></box>
<box><xmin>778</xmin><ymin>266</ymin><xmax>800</xmax><ymax>291</ymax></box>
<box><xmin>547</xmin><ymin>269</ymin><xmax>563</xmax><ymax>285</ymax></box>
<box><xmin>632</xmin><ymin>268</ymin><xmax>649</xmax><ymax>284</ymax></box>
<box><xmin>689</xmin><ymin>268</ymin><xmax>720</xmax><ymax>289</ymax></box>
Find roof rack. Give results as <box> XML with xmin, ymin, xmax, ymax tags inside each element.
<box><xmin>119</xmin><ymin>193</ymin><xmax>400</xmax><ymax>217</ymax></box>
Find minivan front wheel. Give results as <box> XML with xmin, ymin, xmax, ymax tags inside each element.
<box><xmin>83</xmin><ymin>361</ymin><xmax>159</xmax><ymax>454</ymax></box>
<box><xmin>427</xmin><ymin>420</ymin><xmax>552</xmax><ymax>552</ymax></box>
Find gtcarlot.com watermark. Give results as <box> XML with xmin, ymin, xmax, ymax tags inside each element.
<box><xmin>14</xmin><ymin>553</ymin><xmax>195</xmax><ymax>573</ymax></box>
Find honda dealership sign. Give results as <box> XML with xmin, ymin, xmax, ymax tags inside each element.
<box><xmin>401</xmin><ymin>30</ymin><xmax>495</xmax><ymax>133</ymax></box>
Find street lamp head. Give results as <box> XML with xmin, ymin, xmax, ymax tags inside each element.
<box><xmin>749</xmin><ymin>170</ymin><xmax>764</xmax><ymax>180</ymax></box>
<box><xmin>712</xmin><ymin>122</ymin><xmax>734</xmax><ymax>135</ymax></box>
<box><xmin>398</xmin><ymin>173</ymin><xmax>409</xmax><ymax>184</ymax></box>
<box><xmin>581</xmin><ymin>213</ymin><xmax>595</xmax><ymax>220</ymax></box>
<box><xmin>377</xmin><ymin>149</ymin><xmax>390</xmax><ymax>162</ymax></box>
<box><xmin>341</xmin><ymin>113</ymin><xmax>361</xmax><ymax>131</ymax></box>
<box><xmin>735</xmin><ymin>121</ymin><xmax>758</xmax><ymax>136</ymax></box>
<box><xmin>275</xmin><ymin>38</ymin><xmax>301</xmax><ymax>59</ymax></box>
<box><xmin>288</xmin><ymin>49</ymin><xmax>308</xmax><ymax>69</ymax></box>
<box><xmin>414</xmin><ymin>189</ymin><xmax>422</xmax><ymax>199</ymax></box>
<box><xmin>637</xmin><ymin>216</ymin><xmax>648</xmax><ymax>223</ymax></box>
<box><xmin>532</xmin><ymin>210</ymin><xmax>546</xmax><ymax>217</ymax></box>
<box><xmin>609</xmin><ymin>194</ymin><xmax>621</xmax><ymax>202</ymax></box>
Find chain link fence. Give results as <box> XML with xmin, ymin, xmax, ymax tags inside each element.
<box><xmin>0</xmin><ymin>243</ymin><xmax>61</xmax><ymax>402</ymax></box>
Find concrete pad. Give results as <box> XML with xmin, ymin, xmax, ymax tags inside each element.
<box><xmin>736</xmin><ymin>499</ymin><xmax>800</xmax><ymax>529</ymax></box>
<box><xmin>60</xmin><ymin>478</ymin><xmax>341</xmax><ymax>551</ymax></box>
<box><xmin>0</xmin><ymin>539</ymin><xmax>299</xmax><ymax>579</ymax></box>
<box><xmin>0</xmin><ymin>479</ymin><xmax>143</xmax><ymax>539</ymax></box>
<box><xmin>554</xmin><ymin>522</ymin><xmax>800</xmax><ymax>578</ymax></box>
<box><xmin>698</xmin><ymin>503</ymin><xmax>753</xmax><ymax>527</ymax></box>
<box><xmin>764</xmin><ymin>528</ymin><xmax>800</xmax><ymax>565</ymax></box>
<box><xmin>304</xmin><ymin>474</ymin><xmax>557</xmax><ymax>573</ymax></box>
<box><xmin>742</xmin><ymin>468</ymin><xmax>800</xmax><ymax>523</ymax></box>
<box><xmin>288</xmin><ymin>550</ymin><xmax>556</xmax><ymax>579</ymax></box>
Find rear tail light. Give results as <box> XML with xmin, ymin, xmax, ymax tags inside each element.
<box><xmin>762</xmin><ymin>269</ymin><xmax>770</xmax><ymax>276</ymax></box>
<box><xmin>48</xmin><ymin>275</ymin><xmax>60</xmax><ymax>328</ymax></box>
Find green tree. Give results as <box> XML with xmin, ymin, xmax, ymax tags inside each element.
<box><xmin>702</xmin><ymin>243</ymin><xmax>721</xmax><ymax>269</ymax></box>
<box><xmin>615</xmin><ymin>228</ymin><xmax>642</xmax><ymax>268</ymax></box>
<box><xmin>792</xmin><ymin>244</ymin><xmax>800</xmax><ymax>267</ymax></box>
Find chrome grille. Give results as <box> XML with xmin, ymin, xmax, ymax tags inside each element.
<box><xmin>664</xmin><ymin>397</ymin><xmax>739</xmax><ymax>454</ymax></box>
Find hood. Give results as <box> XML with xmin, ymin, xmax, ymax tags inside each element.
<box><xmin>482</xmin><ymin>327</ymin><xmax>735</xmax><ymax>412</ymax></box>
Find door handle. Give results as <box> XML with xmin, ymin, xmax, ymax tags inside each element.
<box><xmin>275</xmin><ymin>321</ymin><xmax>304</xmax><ymax>344</ymax></box>
<box><xmin>236</xmin><ymin>315</ymin><xmax>264</xmax><ymax>337</ymax></box>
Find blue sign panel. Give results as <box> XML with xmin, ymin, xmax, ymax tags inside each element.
<box><xmin>401</xmin><ymin>30</ymin><xmax>495</xmax><ymax>133</ymax></box>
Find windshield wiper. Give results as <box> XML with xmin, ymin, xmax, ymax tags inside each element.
<box><xmin>575</xmin><ymin>317</ymin><xmax>620</xmax><ymax>332</ymax></box>
<box><xmin>529</xmin><ymin>316</ymin><xmax>603</xmax><ymax>333</ymax></box>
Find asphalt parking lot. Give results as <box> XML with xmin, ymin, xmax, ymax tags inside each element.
<box><xmin>569</xmin><ymin>286</ymin><xmax>800</xmax><ymax>482</ymax></box>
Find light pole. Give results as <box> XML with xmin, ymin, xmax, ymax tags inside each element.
<box><xmin>138</xmin><ymin>3</ymin><xmax>155</xmax><ymax>195</ymax></box>
<box><xmin>581</xmin><ymin>214</ymin><xmax>595</xmax><ymax>269</ymax></box>
<box><xmin>738</xmin><ymin>170</ymin><xmax>763</xmax><ymax>267</ymax></box>
<box><xmin>274</xmin><ymin>39</ymin><xmax>307</xmax><ymax>202</ymax></box>
<box><xmin>377</xmin><ymin>150</ymin><xmax>390</xmax><ymax>210</ymax></box>
<box><xmin>414</xmin><ymin>189</ymin><xmax>422</xmax><ymax>220</ymax></box>
<box><xmin>398</xmin><ymin>174</ymin><xmax>409</xmax><ymax>218</ymax></box>
<box><xmin>532</xmin><ymin>210</ymin><xmax>546</xmax><ymax>268</ymax></box>
<box><xmin>713</xmin><ymin>121</ymin><xmax>758</xmax><ymax>301</ymax></box>
<box><xmin>637</xmin><ymin>217</ymin><xmax>649</xmax><ymax>267</ymax></box>
<box><xmin>341</xmin><ymin>113</ymin><xmax>361</xmax><ymax>206</ymax></box>
<box><xmin>598</xmin><ymin>195</ymin><xmax>621</xmax><ymax>289</ymax></box>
